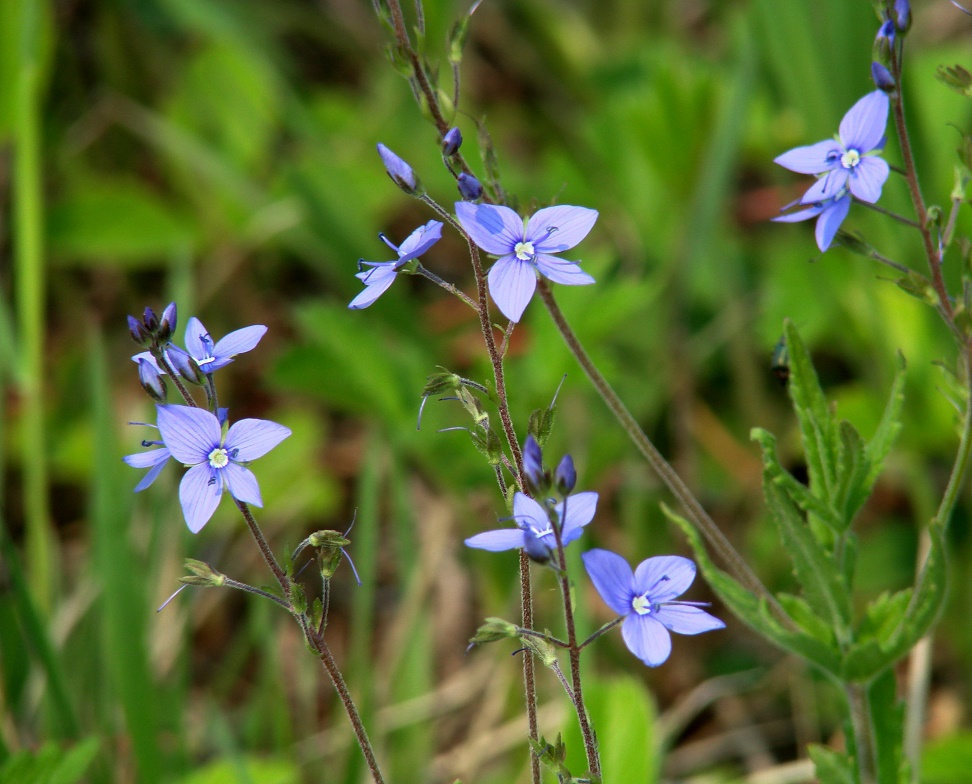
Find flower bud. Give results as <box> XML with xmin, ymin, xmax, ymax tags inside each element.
<box><xmin>157</xmin><ymin>302</ymin><xmax>177</xmax><ymax>344</ymax></box>
<box><xmin>138</xmin><ymin>358</ymin><xmax>167</xmax><ymax>403</ymax></box>
<box><xmin>871</xmin><ymin>61</ymin><xmax>896</xmax><ymax>92</ymax></box>
<box><xmin>892</xmin><ymin>0</ymin><xmax>911</xmax><ymax>32</ymax></box>
<box><xmin>457</xmin><ymin>172</ymin><xmax>483</xmax><ymax>201</ymax></box>
<box><xmin>522</xmin><ymin>527</ymin><xmax>553</xmax><ymax>564</ymax></box>
<box><xmin>128</xmin><ymin>315</ymin><xmax>152</xmax><ymax>347</ymax></box>
<box><xmin>377</xmin><ymin>143</ymin><xmax>419</xmax><ymax>194</ymax></box>
<box><xmin>142</xmin><ymin>306</ymin><xmax>159</xmax><ymax>332</ymax></box>
<box><xmin>554</xmin><ymin>454</ymin><xmax>576</xmax><ymax>494</ymax></box>
<box><xmin>522</xmin><ymin>435</ymin><xmax>544</xmax><ymax>490</ymax></box>
<box><xmin>180</xmin><ymin>558</ymin><xmax>226</xmax><ymax>587</ymax></box>
<box><xmin>167</xmin><ymin>346</ymin><xmax>205</xmax><ymax>385</ymax></box>
<box><xmin>442</xmin><ymin>127</ymin><xmax>463</xmax><ymax>156</ymax></box>
<box><xmin>468</xmin><ymin>617</ymin><xmax>518</xmax><ymax>647</ymax></box>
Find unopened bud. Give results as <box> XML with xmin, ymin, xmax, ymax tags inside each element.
<box><xmin>871</xmin><ymin>61</ymin><xmax>896</xmax><ymax>92</ymax></box>
<box><xmin>377</xmin><ymin>143</ymin><xmax>419</xmax><ymax>194</ymax></box>
<box><xmin>892</xmin><ymin>0</ymin><xmax>911</xmax><ymax>32</ymax></box>
<box><xmin>522</xmin><ymin>435</ymin><xmax>545</xmax><ymax>491</ymax></box>
<box><xmin>138</xmin><ymin>358</ymin><xmax>167</xmax><ymax>403</ymax></box>
<box><xmin>468</xmin><ymin>617</ymin><xmax>518</xmax><ymax>647</ymax></box>
<box><xmin>457</xmin><ymin>172</ymin><xmax>483</xmax><ymax>201</ymax></box>
<box><xmin>554</xmin><ymin>454</ymin><xmax>576</xmax><ymax>494</ymax></box>
<box><xmin>167</xmin><ymin>346</ymin><xmax>205</xmax><ymax>385</ymax></box>
<box><xmin>128</xmin><ymin>315</ymin><xmax>152</xmax><ymax>347</ymax></box>
<box><xmin>180</xmin><ymin>558</ymin><xmax>226</xmax><ymax>587</ymax></box>
<box><xmin>142</xmin><ymin>306</ymin><xmax>159</xmax><ymax>332</ymax></box>
<box><xmin>157</xmin><ymin>302</ymin><xmax>177</xmax><ymax>344</ymax></box>
<box><xmin>442</xmin><ymin>127</ymin><xmax>463</xmax><ymax>156</ymax></box>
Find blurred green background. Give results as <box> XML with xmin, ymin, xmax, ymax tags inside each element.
<box><xmin>2</xmin><ymin>0</ymin><xmax>971</xmax><ymax>782</ymax></box>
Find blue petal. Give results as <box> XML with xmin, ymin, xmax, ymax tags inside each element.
<box><xmin>773</xmin><ymin>140</ymin><xmax>842</xmax><ymax>175</ymax></box>
<box><xmin>395</xmin><ymin>220</ymin><xmax>443</xmax><ymax>262</ymax></box>
<box><xmin>134</xmin><ymin>457</ymin><xmax>170</xmax><ymax>492</ymax></box>
<box><xmin>123</xmin><ymin>447</ymin><xmax>170</xmax><ymax>470</ymax></box>
<box><xmin>455</xmin><ymin>202</ymin><xmax>523</xmax><ymax>256</ymax></box>
<box><xmin>800</xmin><ymin>169</ymin><xmax>848</xmax><ymax>204</ymax></box>
<box><xmin>179</xmin><ymin>462</ymin><xmax>223</xmax><ymax>533</ymax></box>
<box><xmin>582</xmin><ymin>549</ymin><xmax>633</xmax><ymax>616</ymax></box>
<box><xmin>848</xmin><ymin>156</ymin><xmax>889</xmax><ymax>203</ymax></box>
<box><xmin>621</xmin><ymin>614</ymin><xmax>672</xmax><ymax>667</ymax></box>
<box><xmin>156</xmin><ymin>405</ymin><xmax>220</xmax><ymax>464</ymax></box>
<box><xmin>653</xmin><ymin>604</ymin><xmax>725</xmax><ymax>635</ymax></box>
<box><xmin>526</xmin><ymin>206</ymin><xmax>597</xmax><ymax>253</ymax></box>
<box><xmin>183</xmin><ymin>317</ymin><xmax>212</xmax><ymax>362</ymax></box>
<box><xmin>487</xmin><ymin>256</ymin><xmax>537</xmax><ymax>322</ymax></box>
<box><xmin>534</xmin><ymin>255</ymin><xmax>596</xmax><ymax>286</ymax></box>
<box><xmin>222</xmin><ymin>462</ymin><xmax>262</xmax><ymax>506</ymax></box>
<box><xmin>349</xmin><ymin>266</ymin><xmax>399</xmax><ymax>310</ymax></box>
<box><xmin>815</xmin><ymin>195</ymin><xmax>852</xmax><ymax>251</ymax></box>
<box><xmin>771</xmin><ymin>202</ymin><xmax>826</xmax><ymax>224</ymax></box>
<box><xmin>559</xmin><ymin>491</ymin><xmax>598</xmax><ymax>544</ymax></box>
<box><xmin>464</xmin><ymin>528</ymin><xmax>526</xmax><ymax>551</ymax></box>
<box><xmin>633</xmin><ymin>555</ymin><xmax>697</xmax><ymax>602</ymax></box>
<box><xmin>213</xmin><ymin>325</ymin><xmax>267</xmax><ymax>362</ymax></box>
<box><xmin>225</xmin><ymin>418</ymin><xmax>291</xmax><ymax>461</ymax></box>
<box><xmin>512</xmin><ymin>492</ymin><xmax>548</xmax><ymax>532</ymax></box>
<box><xmin>838</xmin><ymin>90</ymin><xmax>889</xmax><ymax>154</ymax></box>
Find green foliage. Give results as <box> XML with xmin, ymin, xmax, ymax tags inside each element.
<box><xmin>0</xmin><ymin>739</ymin><xmax>99</xmax><ymax>784</ymax></box>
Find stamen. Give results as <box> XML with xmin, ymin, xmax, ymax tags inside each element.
<box><xmin>632</xmin><ymin>594</ymin><xmax>653</xmax><ymax>615</ymax></box>
<box><xmin>840</xmin><ymin>149</ymin><xmax>861</xmax><ymax>169</ymax></box>
<box><xmin>514</xmin><ymin>240</ymin><xmax>535</xmax><ymax>261</ymax></box>
<box><xmin>208</xmin><ymin>447</ymin><xmax>229</xmax><ymax>469</ymax></box>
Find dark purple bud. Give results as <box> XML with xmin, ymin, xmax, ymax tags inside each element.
<box><xmin>523</xmin><ymin>435</ymin><xmax>544</xmax><ymax>489</ymax></box>
<box><xmin>157</xmin><ymin>302</ymin><xmax>177</xmax><ymax>343</ymax></box>
<box><xmin>377</xmin><ymin>143</ymin><xmax>419</xmax><ymax>194</ymax></box>
<box><xmin>137</xmin><ymin>358</ymin><xmax>167</xmax><ymax>403</ymax></box>
<box><xmin>893</xmin><ymin>0</ymin><xmax>911</xmax><ymax>32</ymax></box>
<box><xmin>457</xmin><ymin>172</ymin><xmax>483</xmax><ymax>201</ymax></box>
<box><xmin>871</xmin><ymin>61</ymin><xmax>896</xmax><ymax>92</ymax></box>
<box><xmin>873</xmin><ymin>19</ymin><xmax>895</xmax><ymax>64</ymax></box>
<box><xmin>554</xmin><ymin>454</ymin><xmax>576</xmax><ymax>494</ymax></box>
<box><xmin>142</xmin><ymin>307</ymin><xmax>159</xmax><ymax>332</ymax></box>
<box><xmin>522</xmin><ymin>527</ymin><xmax>552</xmax><ymax>564</ymax></box>
<box><xmin>128</xmin><ymin>315</ymin><xmax>152</xmax><ymax>347</ymax></box>
<box><xmin>168</xmin><ymin>346</ymin><xmax>205</xmax><ymax>385</ymax></box>
<box><xmin>442</xmin><ymin>127</ymin><xmax>463</xmax><ymax>156</ymax></box>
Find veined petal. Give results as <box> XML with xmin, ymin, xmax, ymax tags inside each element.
<box><xmin>654</xmin><ymin>604</ymin><xmax>726</xmax><ymax>635</ymax></box>
<box><xmin>134</xmin><ymin>458</ymin><xmax>169</xmax><ymax>492</ymax></box>
<box><xmin>848</xmin><ymin>156</ymin><xmax>889</xmax><ymax>203</ymax></box>
<box><xmin>582</xmin><ymin>549</ymin><xmax>634</xmax><ymax>616</ymax></box>
<box><xmin>184</xmin><ymin>317</ymin><xmax>212</xmax><ymax>361</ymax></box>
<box><xmin>534</xmin><ymin>255</ymin><xmax>596</xmax><ymax>286</ymax></box>
<box><xmin>622</xmin><ymin>614</ymin><xmax>672</xmax><ymax>667</ymax></box>
<box><xmin>633</xmin><ymin>555</ymin><xmax>697</xmax><ymax>602</ymax></box>
<box><xmin>558</xmin><ymin>491</ymin><xmax>598</xmax><ymax>544</ymax></box>
<box><xmin>800</xmin><ymin>169</ymin><xmax>848</xmax><ymax>204</ymax></box>
<box><xmin>455</xmin><ymin>202</ymin><xmax>523</xmax><ymax>255</ymax></box>
<box><xmin>488</xmin><ymin>256</ymin><xmax>537</xmax><ymax>323</ymax></box>
<box><xmin>771</xmin><ymin>202</ymin><xmax>826</xmax><ymax>224</ymax></box>
<box><xmin>123</xmin><ymin>447</ymin><xmax>171</xmax><ymax>470</ymax></box>
<box><xmin>815</xmin><ymin>195</ymin><xmax>852</xmax><ymax>251</ymax></box>
<box><xmin>526</xmin><ymin>206</ymin><xmax>598</xmax><ymax>253</ymax></box>
<box><xmin>156</xmin><ymin>405</ymin><xmax>220</xmax><ymax>464</ymax></box>
<box><xmin>512</xmin><ymin>492</ymin><xmax>548</xmax><ymax>531</ymax></box>
<box><xmin>132</xmin><ymin>351</ymin><xmax>162</xmax><ymax>373</ymax></box>
<box><xmin>225</xmin><ymin>418</ymin><xmax>291</xmax><ymax>461</ymax></box>
<box><xmin>773</xmin><ymin>140</ymin><xmax>842</xmax><ymax>174</ymax></box>
<box><xmin>213</xmin><ymin>325</ymin><xmax>267</xmax><ymax>362</ymax></box>
<box><xmin>222</xmin><ymin>462</ymin><xmax>263</xmax><ymax>506</ymax></box>
<box><xmin>838</xmin><ymin>90</ymin><xmax>889</xmax><ymax>153</ymax></box>
<box><xmin>349</xmin><ymin>266</ymin><xmax>399</xmax><ymax>310</ymax></box>
<box><xmin>396</xmin><ymin>220</ymin><xmax>443</xmax><ymax>262</ymax></box>
<box><xmin>464</xmin><ymin>528</ymin><xmax>525</xmax><ymax>551</ymax></box>
<box><xmin>179</xmin><ymin>462</ymin><xmax>223</xmax><ymax>533</ymax></box>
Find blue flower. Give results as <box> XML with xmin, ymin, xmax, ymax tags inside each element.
<box><xmin>774</xmin><ymin>91</ymin><xmax>890</xmax><ymax>207</ymax></box>
<box><xmin>123</xmin><ymin>430</ymin><xmax>172</xmax><ymax>492</ymax></box>
<box><xmin>155</xmin><ymin>404</ymin><xmax>291</xmax><ymax>532</ymax></box>
<box><xmin>582</xmin><ymin>549</ymin><xmax>725</xmax><ymax>667</ymax></box>
<box><xmin>349</xmin><ymin>220</ymin><xmax>443</xmax><ymax>310</ymax></box>
<box><xmin>377</xmin><ymin>143</ymin><xmax>419</xmax><ymax>194</ymax></box>
<box><xmin>772</xmin><ymin>190</ymin><xmax>852</xmax><ymax>252</ymax></box>
<box><xmin>134</xmin><ymin>317</ymin><xmax>267</xmax><ymax>375</ymax></box>
<box><xmin>455</xmin><ymin>202</ymin><xmax>597</xmax><ymax>322</ymax></box>
<box><xmin>465</xmin><ymin>491</ymin><xmax>598</xmax><ymax>562</ymax></box>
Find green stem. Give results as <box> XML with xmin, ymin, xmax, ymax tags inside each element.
<box><xmin>14</xmin><ymin>0</ymin><xmax>54</xmax><ymax>612</ymax></box>
<box><xmin>536</xmin><ymin>280</ymin><xmax>790</xmax><ymax>624</ymax></box>
<box><xmin>846</xmin><ymin>683</ymin><xmax>877</xmax><ymax>784</ymax></box>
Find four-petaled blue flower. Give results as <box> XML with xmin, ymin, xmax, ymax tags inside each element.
<box><xmin>135</xmin><ymin>317</ymin><xmax>267</xmax><ymax>375</ymax></box>
<box><xmin>465</xmin><ymin>491</ymin><xmax>598</xmax><ymax>562</ymax></box>
<box><xmin>155</xmin><ymin>404</ymin><xmax>291</xmax><ymax>533</ymax></box>
<box><xmin>773</xmin><ymin>90</ymin><xmax>890</xmax><ymax>251</ymax></box>
<box><xmin>123</xmin><ymin>427</ymin><xmax>172</xmax><ymax>492</ymax></box>
<box><xmin>455</xmin><ymin>202</ymin><xmax>597</xmax><ymax>322</ymax></box>
<box><xmin>349</xmin><ymin>221</ymin><xmax>443</xmax><ymax>310</ymax></box>
<box><xmin>582</xmin><ymin>549</ymin><xmax>725</xmax><ymax>667</ymax></box>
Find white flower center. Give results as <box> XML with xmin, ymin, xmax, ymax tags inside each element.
<box><xmin>514</xmin><ymin>241</ymin><xmax>535</xmax><ymax>261</ymax></box>
<box><xmin>198</xmin><ymin>356</ymin><xmax>216</xmax><ymax>366</ymax></box>
<box><xmin>840</xmin><ymin>149</ymin><xmax>861</xmax><ymax>169</ymax></box>
<box><xmin>208</xmin><ymin>447</ymin><xmax>230</xmax><ymax>469</ymax></box>
<box><xmin>632</xmin><ymin>593</ymin><xmax>653</xmax><ymax>616</ymax></box>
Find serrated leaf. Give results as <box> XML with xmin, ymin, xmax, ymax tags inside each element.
<box><xmin>835</xmin><ymin>420</ymin><xmax>872</xmax><ymax>526</ymax></box>
<box><xmin>864</xmin><ymin>352</ymin><xmax>906</xmax><ymax>488</ymax></box>
<box><xmin>857</xmin><ymin>589</ymin><xmax>912</xmax><ymax>644</ymax></box>
<box><xmin>784</xmin><ymin>320</ymin><xmax>839</xmax><ymax>500</ymax></box>
<box><xmin>777</xmin><ymin>593</ymin><xmax>837</xmax><ymax>646</ymax></box>
<box><xmin>663</xmin><ymin>504</ymin><xmax>841</xmax><ymax>675</ymax></box>
<box><xmin>808</xmin><ymin>744</ymin><xmax>857</xmax><ymax>784</ymax></box>
<box><xmin>869</xmin><ymin>668</ymin><xmax>908</xmax><ymax>784</ymax></box>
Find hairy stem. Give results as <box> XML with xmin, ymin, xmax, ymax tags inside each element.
<box><xmin>846</xmin><ymin>683</ymin><xmax>877</xmax><ymax>784</ymax></box>
<box><xmin>235</xmin><ymin>499</ymin><xmax>289</xmax><ymax>596</ymax></box>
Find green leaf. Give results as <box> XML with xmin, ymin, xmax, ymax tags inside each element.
<box><xmin>777</xmin><ymin>593</ymin><xmax>837</xmax><ymax>646</ymax></box>
<box><xmin>0</xmin><ymin>739</ymin><xmax>99</xmax><ymax>784</ymax></box>
<box><xmin>834</xmin><ymin>420</ymin><xmax>872</xmax><ymax>527</ymax></box>
<box><xmin>864</xmin><ymin>352</ymin><xmax>906</xmax><ymax>489</ymax></box>
<box><xmin>808</xmin><ymin>744</ymin><xmax>856</xmax><ymax>784</ymax></box>
<box><xmin>664</xmin><ymin>505</ymin><xmax>841</xmax><ymax>675</ymax></box>
<box><xmin>784</xmin><ymin>320</ymin><xmax>838</xmax><ymax>500</ymax></box>
<box><xmin>762</xmin><ymin>471</ymin><xmax>852</xmax><ymax>634</ymax></box>
<box><xmin>868</xmin><ymin>669</ymin><xmax>908</xmax><ymax>784</ymax></box>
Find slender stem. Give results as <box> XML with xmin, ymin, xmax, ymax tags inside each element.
<box><xmin>549</xmin><ymin>660</ymin><xmax>575</xmax><ymax>702</ymax></box>
<box><xmin>888</xmin><ymin>44</ymin><xmax>954</xmax><ymax>323</ymax></box>
<box><xmin>942</xmin><ymin>196</ymin><xmax>963</xmax><ymax>249</ymax></box>
<box><xmin>518</xmin><ymin>550</ymin><xmax>541</xmax><ymax>784</ymax></box>
<box><xmin>934</xmin><ymin>357</ymin><xmax>972</xmax><ymax>528</ymax></box>
<box><xmin>579</xmin><ymin>617</ymin><xmax>624</xmax><ymax>650</ymax></box>
<box><xmin>316</xmin><ymin>637</ymin><xmax>386</xmax><ymax>784</ymax></box>
<box><xmin>415</xmin><ymin>263</ymin><xmax>479</xmax><ymax>310</ymax></box>
<box><xmin>904</xmin><ymin>530</ymin><xmax>933</xmax><ymax>776</ymax></box>
<box><xmin>234</xmin><ymin>499</ymin><xmax>289</xmax><ymax>596</ymax></box>
<box><xmin>516</xmin><ymin>627</ymin><xmax>569</xmax><ymax>649</ymax></box>
<box><xmin>221</xmin><ymin>577</ymin><xmax>293</xmax><ymax>611</ymax></box>
<box><xmin>857</xmin><ymin>199</ymin><xmax>921</xmax><ymax>229</ymax></box>
<box><xmin>536</xmin><ymin>280</ymin><xmax>790</xmax><ymax>624</ymax></box>
<box><xmin>846</xmin><ymin>683</ymin><xmax>877</xmax><ymax>784</ymax></box>
<box><xmin>154</xmin><ymin>349</ymin><xmax>196</xmax><ymax>406</ymax></box>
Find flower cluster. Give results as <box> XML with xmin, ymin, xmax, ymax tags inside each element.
<box><xmin>466</xmin><ymin>436</ymin><xmax>723</xmax><ymax>666</ymax></box>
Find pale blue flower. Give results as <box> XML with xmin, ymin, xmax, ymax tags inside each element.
<box><xmin>582</xmin><ymin>549</ymin><xmax>724</xmax><ymax>667</ymax></box>
<box><xmin>772</xmin><ymin>190</ymin><xmax>852</xmax><ymax>252</ymax></box>
<box><xmin>349</xmin><ymin>221</ymin><xmax>443</xmax><ymax>309</ymax></box>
